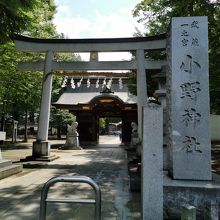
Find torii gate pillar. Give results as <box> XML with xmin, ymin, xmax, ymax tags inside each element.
<box><xmin>33</xmin><ymin>50</ymin><xmax>53</xmax><ymax>159</ymax></box>
<box><xmin>136</xmin><ymin>49</ymin><xmax>147</xmax><ymax>140</ymax></box>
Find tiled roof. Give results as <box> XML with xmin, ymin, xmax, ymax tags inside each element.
<box><xmin>54</xmin><ymin>82</ymin><xmax>137</xmax><ymax>105</ymax></box>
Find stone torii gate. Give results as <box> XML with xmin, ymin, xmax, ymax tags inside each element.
<box><xmin>13</xmin><ymin>34</ymin><xmax>166</xmax><ymax>160</ymax></box>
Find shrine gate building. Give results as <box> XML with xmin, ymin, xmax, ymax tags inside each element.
<box><xmin>53</xmin><ymin>77</ymin><xmax>137</xmax><ymax>145</ymax></box>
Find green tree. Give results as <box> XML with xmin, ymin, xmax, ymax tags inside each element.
<box><xmin>99</xmin><ymin>118</ymin><xmax>106</xmax><ymax>130</ymax></box>
<box><xmin>0</xmin><ymin>0</ymin><xmax>58</xmax><ymax>141</ymax></box>
<box><xmin>50</xmin><ymin>107</ymin><xmax>76</xmax><ymax>139</ymax></box>
<box><xmin>133</xmin><ymin>0</ymin><xmax>220</xmax><ymax>113</ymax></box>
<box><xmin>0</xmin><ymin>0</ymin><xmax>81</xmax><ymax>142</ymax></box>
<box><xmin>0</xmin><ymin>41</ymin><xmax>43</xmax><ymax>136</ymax></box>
<box><xmin>0</xmin><ymin>0</ymin><xmax>42</xmax><ymax>44</ymax></box>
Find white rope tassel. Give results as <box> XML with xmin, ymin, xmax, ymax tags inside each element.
<box><xmin>70</xmin><ymin>77</ymin><xmax>75</xmax><ymax>89</ymax></box>
<box><xmin>119</xmin><ymin>78</ymin><xmax>123</xmax><ymax>89</ymax></box>
<box><xmin>77</xmin><ymin>77</ymin><xmax>83</xmax><ymax>88</ymax></box>
<box><xmin>87</xmin><ymin>78</ymin><xmax>91</xmax><ymax>88</ymax></box>
<box><xmin>102</xmin><ymin>77</ymin><xmax>106</xmax><ymax>88</ymax></box>
<box><xmin>61</xmin><ymin>76</ymin><xmax>67</xmax><ymax>88</ymax></box>
<box><xmin>96</xmin><ymin>78</ymin><xmax>100</xmax><ymax>88</ymax></box>
<box><xmin>107</xmin><ymin>78</ymin><xmax>113</xmax><ymax>89</ymax></box>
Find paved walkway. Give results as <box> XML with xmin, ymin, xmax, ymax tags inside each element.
<box><xmin>0</xmin><ymin>136</ymin><xmax>141</xmax><ymax>220</ymax></box>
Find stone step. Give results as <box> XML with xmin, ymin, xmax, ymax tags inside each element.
<box><xmin>0</xmin><ymin>160</ymin><xmax>12</xmax><ymax>168</ymax></box>
<box><xmin>0</xmin><ymin>164</ymin><xmax>22</xmax><ymax>180</ymax></box>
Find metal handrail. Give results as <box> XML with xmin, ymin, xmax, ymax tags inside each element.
<box><xmin>39</xmin><ymin>176</ymin><xmax>101</xmax><ymax>220</ymax></box>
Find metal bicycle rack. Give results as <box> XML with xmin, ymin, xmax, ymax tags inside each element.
<box><xmin>39</xmin><ymin>176</ymin><xmax>101</xmax><ymax>220</ymax></box>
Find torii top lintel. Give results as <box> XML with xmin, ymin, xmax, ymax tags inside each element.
<box><xmin>12</xmin><ymin>33</ymin><xmax>167</xmax><ymax>53</ymax></box>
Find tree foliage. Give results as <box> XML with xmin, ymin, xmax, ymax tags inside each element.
<box><xmin>0</xmin><ymin>0</ymin><xmax>61</xmax><ymax>139</ymax></box>
<box><xmin>99</xmin><ymin>118</ymin><xmax>106</xmax><ymax>130</ymax></box>
<box><xmin>0</xmin><ymin>0</ymin><xmax>58</xmax><ymax>116</ymax></box>
<box><xmin>0</xmin><ymin>0</ymin><xmax>83</xmax><ymax>142</ymax></box>
<box><xmin>50</xmin><ymin>107</ymin><xmax>76</xmax><ymax>138</ymax></box>
<box><xmin>133</xmin><ymin>0</ymin><xmax>220</xmax><ymax>113</ymax></box>
<box><xmin>0</xmin><ymin>0</ymin><xmax>40</xmax><ymax>44</ymax></box>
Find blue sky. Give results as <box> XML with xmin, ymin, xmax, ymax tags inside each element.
<box><xmin>53</xmin><ymin>0</ymin><xmax>144</xmax><ymax>39</ymax></box>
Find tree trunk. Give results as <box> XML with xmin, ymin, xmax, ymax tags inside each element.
<box><xmin>24</xmin><ymin>90</ymin><xmax>29</xmax><ymax>142</ymax></box>
<box><xmin>0</xmin><ymin>115</ymin><xmax>5</xmax><ymax>145</ymax></box>
<box><xmin>0</xmin><ymin>115</ymin><xmax>5</xmax><ymax>131</ymax></box>
<box><xmin>57</xmin><ymin>125</ymin><xmax>61</xmax><ymax>139</ymax></box>
<box><xmin>24</xmin><ymin>109</ymin><xmax>28</xmax><ymax>142</ymax></box>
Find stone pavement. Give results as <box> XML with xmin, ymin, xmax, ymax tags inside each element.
<box><xmin>0</xmin><ymin>136</ymin><xmax>141</xmax><ymax>220</ymax></box>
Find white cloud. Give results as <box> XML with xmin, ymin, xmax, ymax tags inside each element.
<box><xmin>53</xmin><ymin>1</ymin><xmax>144</xmax><ymax>60</ymax></box>
<box><xmin>54</xmin><ymin>2</ymin><xmax>144</xmax><ymax>39</ymax></box>
<box><xmin>54</xmin><ymin>16</ymin><xmax>91</xmax><ymax>38</ymax></box>
<box><xmin>58</xmin><ymin>5</ymin><xmax>70</xmax><ymax>15</ymax></box>
<box><xmin>54</xmin><ymin>11</ymin><xmax>144</xmax><ymax>39</ymax></box>
<box><xmin>99</xmin><ymin>52</ymin><xmax>132</xmax><ymax>61</ymax></box>
<box><xmin>78</xmin><ymin>52</ymin><xmax>132</xmax><ymax>62</ymax></box>
<box><xmin>92</xmin><ymin>12</ymin><xmax>133</xmax><ymax>38</ymax></box>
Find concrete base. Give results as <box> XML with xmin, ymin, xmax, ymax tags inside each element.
<box><xmin>22</xmin><ymin>154</ymin><xmax>59</xmax><ymax>162</ymax></box>
<box><xmin>0</xmin><ymin>160</ymin><xmax>22</xmax><ymax>180</ymax></box>
<box><xmin>128</xmin><ymin>170</ymin><xmax>220</xmax><ymax>219</ymax></box>
<box><xmin>163</xmin><ymin>172</ymin><xmax>220</xmax><ymax>219</ymax></box>
<box><xmin>65</xmin><ymin>135</ymin><xmax>79</xmax><ymax>147</ymax></box>
<box><xmin>33</xmin><ymin>140</ymin><xmax>50</xmax><ymax>157</ymax></box>
<box><xmin>29</xmin><ymin>141</ymin><xmax>59</xmax><ymax>161</ymax></box>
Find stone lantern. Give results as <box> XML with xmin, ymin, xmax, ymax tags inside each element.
<box><xmin>152</xmin><ymin>66</ymin><xmax>168</xmax><ymax>169</ymax></box>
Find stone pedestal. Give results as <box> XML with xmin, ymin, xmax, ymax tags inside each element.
<box><xmin>163</xmin><ymin>173</ymin><xmax>220</xmax><ymax>219</ymax></box>
<box><xmin>142</xmin><ymin>104</ymin><xmax>163</xmax><ymax>220</ymax></box>
<box><xmin>64</xmin><ymin>134</ymin><xmax>81</xmax><ymax>150</ymax></box>
<box><xmin>0</xmin><ymin>160</ymin><xmax>22</xmax><ymax>180</ymax></box>
<box><xmin>0</xmin><ymin>149</ymin><xmax>22</xmax><ymax>179</ymax></box>
<box><xmin>33</xmin><ymin>141</ymin><xmax>50</xmax><ymax>157</ymax></box>
<box><xmin>131</xmin><ymin>133</ymin><xmax>139</xmax><ymax>146</ymax></box>
<box><xmin>22</xmin><ymin>141</ymin><xmax>58</xmax><ymax>161</ymax></box>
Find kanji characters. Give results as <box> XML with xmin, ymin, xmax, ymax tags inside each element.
<box><xmin>182</xmin><ymin>108</ymin><xmax>201</xmax><ymax>127</ymax></box>
<box><xmin>180</xmin><ymin>55</ymin><xmax>201</xmax><ymax>73</ymax></box>
<box><xmin>180</xmin><ymin>81</ymin><xmax>201</xmax><ymax>100</ymax></box>
<box><xmin>182</xmin><ymin>136</ymin><xmax>202</xmax><ymax>153</ymax></box>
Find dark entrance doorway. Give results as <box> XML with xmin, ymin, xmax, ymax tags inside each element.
<box><xmin>75</xmin><ymin>94</ymin><xmax>137</xmax><ymax>146</ymax></box>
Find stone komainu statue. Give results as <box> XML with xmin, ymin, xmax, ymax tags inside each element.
<box><xmin>130</xmin><ymin>122</ymin><xmax>141</xmax><ymax>156</ymax></box>
<box><xmin>67</xmin><ymin>121</ymin><xmax>78</xmax><ymax>136</ymax></box>
<box><xmin>131</xmin><ymin>122</ymin><xmax>138</xmax><ymax>134</ymax></box>
<box><xmin>65</xmin><ymin>122</ymin><xmax>81</xmax><ymax>149</ymax></box>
